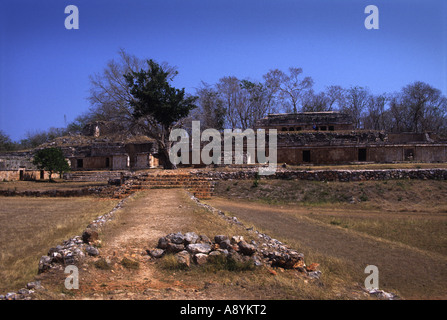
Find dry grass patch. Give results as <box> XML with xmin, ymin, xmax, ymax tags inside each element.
<box><xmin>215</xmin><ymin>179</ymin><xmax>447</xmax><ymax>212</ymax></box>
<box><xmin>0</xmin><ymin>196</ymin><xmax>119</xmax><ymax>293</ymax></box>
<box><xmin>209</xmin><ymin>178</ymin><xmax>447</xmax><ymax>299</ymax></box>
<box><xmin>0</xmin><ymin>180</ymin><xmax>108</xmax><ymax>192</ymax></box>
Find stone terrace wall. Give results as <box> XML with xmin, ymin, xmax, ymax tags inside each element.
<box><xmin>191</xmin><ymin>168</ymin><xmax>447</xmax><ymax>182</ymax></box>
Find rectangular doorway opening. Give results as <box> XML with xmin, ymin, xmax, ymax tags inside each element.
<box><xmin>358</xmin><ymin>148</ymin><xmax>367</xmax><ymax>162</ymax></box>
<box><xmin>303</xmin><ymin>150</ymin><xmax>311</xmax><ymax>163</ymax></box>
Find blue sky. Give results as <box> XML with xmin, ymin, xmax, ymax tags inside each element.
<box><xmin>0</xmin><ymin>0</ymin><xmax>446</xmax><ymax>141</ymax></box>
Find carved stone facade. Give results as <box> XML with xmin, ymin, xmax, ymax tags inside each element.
<box><xmin>255</xmin><ymin>112</ymin><xmax>355</xmax><ymax>132</ymax></box>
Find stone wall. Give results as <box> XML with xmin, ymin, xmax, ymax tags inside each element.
<box><xmin>0</xmin><ymin>170</ymin><xmax>60</xmax><ymax>182</ymax></box>
<box><xmin>191</xmin><ymin>168</ymin><xmax>447</xmax><ymax>182</ymax></box>
<box><xmin>276</xmin><ymin>144</ymin><xmax>447</xmax><ymax>165</ymax></box>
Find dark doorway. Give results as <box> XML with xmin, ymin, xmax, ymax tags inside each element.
<box><xmin>329</xmin><ymin>126</ymin><xmax>335</xmax><ymax>131</ymax></box>
<box><xmin>40</xmin><ymin>170</ymin><xmax>45</xmax><ymax>179</ymax></box>
<box><xmin>77</xmin><ymin>159</ymin><xmax>84</xmax><ymax>168</ymax></box>
<box><xmin>19</xmin><ymin>170</ymin><xmax>24</xmax><ymax>181</ymax></box>
<box><xmin>303</xmin><ymin>150</ymin><xmax>311</xmax><ymax>163</ymax></box>
<box><xmin>358</xmin><ymin>148</ymin><xmax>367</xmax><ymax>162</ymax></box>
<box><xmin>105</xmin><ymin>157</ymin><xmax>110</xmax><ymax>168</ymax></box>
<box><xmin>404</xmin><ymin>149</ymin><xmax>415</xmax><ymax>161</ymax></box>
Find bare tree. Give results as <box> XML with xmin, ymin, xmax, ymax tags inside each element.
<box><xmin>193</xmin><ymin>81</ymin><xmax>226</xmax><ymax>131</ymax></box>
<box><xmin>88</xmin><ymin>49</ymin><xmax>177</xmax><ymax>135</ymax></box>
<box><xmin>340</xmin><ymin>86</ymin><xmax>371</xmax><ymax>129</ymax></box>
<box><xmin>301</xmin><ymin>90</ymin><xmax>331</xmax><ymax>112</ymax></box>
<box><xmin>400</xmin><ymin>81</ymin><xmax>447</xmax><ymax>133</ymax></box>
<box><xmin>325</xmin><ymin>85</ymin><xmax>345</xmax><ymax>111</ymax></box>
<box><xmin>216</xmin><ymin>76</ymin><xmax>242</xmax><ymax>130</ymax></box>
<box><xmin>363</xmin><ymin>94</ymin><xmax>388</xmax><ymax>130</ymax></box>
<box><xmin>263</xmin><ymin>67</ymin><xmax>313</xmax><ymax>113</ymax></box>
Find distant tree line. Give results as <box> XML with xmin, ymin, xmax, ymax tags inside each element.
<box><xmin>2</xmin><ymin>50</ymin><xmax>446</xmax><ymax>154</ymax></box>
<box><xmin>192</xmin><ymin>72</ymin><xmax>447</xmax><ymax>135</ymax></box>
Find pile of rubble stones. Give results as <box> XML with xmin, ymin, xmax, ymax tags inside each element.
<box><xmin>147</xmin><ymin>231</ymin><xmax>321</xmax><ymax>278</ymax></box>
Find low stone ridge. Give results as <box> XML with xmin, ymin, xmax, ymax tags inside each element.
<box><xmin>148</xmin><ymin>231</ymin><xmax>320</xmax><ymax>277</ymax></box>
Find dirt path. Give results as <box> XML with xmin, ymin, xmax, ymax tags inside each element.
<box><xmin>207</xmin><ymin>197</ymin><xmax>447</xmax><ymax>299</ymax></box>
<box><xmin>37</xmin><ymin>189</ymin><xmax>293</xmax><ymax>300</ymax></box>
<box><xmin>72</xmin><ymin>189</ymin><xmax>208</xmax><ymax>300</ymax></box>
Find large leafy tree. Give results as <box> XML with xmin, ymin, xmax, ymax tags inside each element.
<box><xmin>124</xmin><ymin>59</ymin><xmax>197</xmax><ymax>169</ymax></box>
<box><xmin>32</xmin><ymin>148</ymin><xmax>70</xmax><ymax>181</ymax></box>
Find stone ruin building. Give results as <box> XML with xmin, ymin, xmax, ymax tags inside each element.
<box><xmin>0</xmin><ymin>121</ymin><xmax>159</xmax><ymax>181</ymax></box>
<box><xmin>255</xmin><ymin>112</ymin><xmax>447</xmax><ymax>164</ymax></box>
<box><xmin>65</xmin><ymin>121</ymin><xmax>158</xmax><ymax>171</ymax></box>
<box><xmin>255</xmin><ymin>111</ymin><xmax>355</xmax><ymax>132</ymax></box>
<box><xmin>1</xmin><ymin>113</ymin><xmax>447</xmax><ymax>181</ymax></box>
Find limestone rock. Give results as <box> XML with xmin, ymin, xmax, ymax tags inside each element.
<box><xmin>231</xmin><ymin>235</ymin><xmax>244</xmax><ymax>244</ymax></box>
<box><xmin>194</xmin><ymin>253</ymin><xmax>208</xmax><ymax>265</ymax></box>
<box><xmin>186</xmin><ymin>243</ymin><xmax>212</xmax><ymax>254</ymax></box>
<box><xmin>38</xmin><ymin>255</ymin><xmax>52</xmax><ymax>274</ymax></box>
<box><xmin>238</xmin><ymin>241</ymin><xmax>256</xmax><ymax>256</ymax></box>
<box><xmin>184</xmin><ymin>232</ymin><xmax>199</xmax><ymax>245</ymax></box>
<box><xmin>219</xmin><ymin>239</ymin><xmax>232</xmax><ymax>250</ymax></box>
<box><xmin>175</xmin><ymin>250</ymin><xmax>191</xmax><ymax>268</ymax></box>
<box><xmin>166</xmin><ymin>243</ymin><xmax>185</xmax><ymax>253</ymax></box>
<box><xmin>86</xmin><ymin>246</ymin><xmax>99</xmax><ymax>256</ymax></box>
<box><xmin>169</xmin><ymin>232</ymin><xmax>184</xmax><ymax>244</ymax></box>
<box><xmin>157</xmin><ymin>237</ymin><xmax>169</xmax><ymax>249</ymax></box>
<box><xmin>214</xmin><ymin>235</ymin><xmax>228</xmax><ymax>244</ymax></box>
<box><xmin>149</xmin><ymin>248</ymin><xmax>164</xmax><ymax>258</ymax></box>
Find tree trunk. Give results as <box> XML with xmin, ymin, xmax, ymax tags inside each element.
<box><xmin>158</xmin><ymin>142</ymin><xmax>177</xmax><ymax>170</ymax></box>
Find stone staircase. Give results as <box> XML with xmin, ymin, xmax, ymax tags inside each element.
<box><xmin>132</xmin><ymin>171</ymin><xmax>215</xmax><ymax>199</ymax></box>
<box><xmin>64</xmin><ymin>171</ymin><xmax>125</xmax><ymax>182</ymax></box>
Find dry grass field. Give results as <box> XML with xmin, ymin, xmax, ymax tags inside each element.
<box><xmin>0</xmin><ymin>180</ymin><xmax>108</xmax><ymax>192</ymax></box>
<box><xmin>210</xmin><ymin>178</ymin><xmax>447</xmax><ymax>299</ymax></box>
<box><xmin>1</xmin><ymin>175</ymin><xmax>446</xmax><ymax>300</ymax></box>
<box><xmin>0</xmin><ymin>196</ymin><xmax>119</xmax><ymax>293</ymax></box>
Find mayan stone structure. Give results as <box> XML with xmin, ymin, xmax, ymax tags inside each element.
<box><xmin>255</xmin><ymin>112</ymin><xmax>355</xmax><ymax>132</ymax></box>
<box><xmin>255</xmin><ymin>112</ymin><xmax>447</xmax><ymax>165</ymax></box>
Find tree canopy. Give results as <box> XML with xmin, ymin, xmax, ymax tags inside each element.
<box><xmin>124</xmin><ymin>59</ymin><xmax>197</xmax><ymax>168</ymax></box>
<box><xmin>32</xmin><ymin>148</ymin><xmax>70</xmax><ymax>181</ymax></box>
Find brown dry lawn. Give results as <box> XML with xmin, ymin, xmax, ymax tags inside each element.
<box><xmin>3</xmin><ymin>177</ymin><xmax>446</xmax><ymax>300</ymax></box>
<box><xmin>0</xmin><ymin>180</ymin><xmax>108</xmax><ymax>192</ymax></box>
<box><xmin>0</xmin><ymin>196</ymin><xmax>119</xmax><ymax>293</ymax></box>
<box><xmin>209</xmin><ymin>179</ymin><xmax>447</xmax><ymax>299</ymax></box>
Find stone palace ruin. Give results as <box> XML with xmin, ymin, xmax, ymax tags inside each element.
<box><xmin>1</xmin><ymin>112</ymin><xmax>446</xmax><ymax>181</ymax></box>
